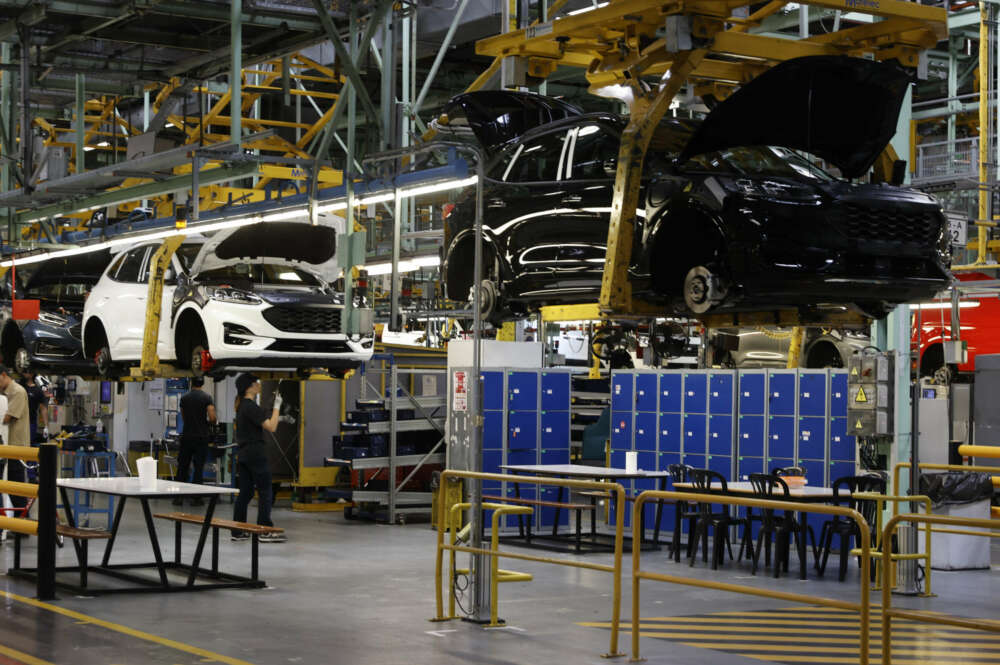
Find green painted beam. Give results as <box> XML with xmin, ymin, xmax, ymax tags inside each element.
<box><xmin>14</xmin><ymin>162</ymin><xmax>259</xmax><ymax>223</ymax></box>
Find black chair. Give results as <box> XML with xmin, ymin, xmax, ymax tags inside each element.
<box><xmin>816</xmin><ymin>474</ymin><xmax>886</xmax><ymax>581</ymax></box>
<box><xmin>772</xmin><ymin>466</ymin><xmax>806</xmax><ymax>477</ymax></box>
<box><xmin>688</xmin><ymin>469</ymin><xmax>747</xmax><ymax>570</ymax></box>
<box><xmin>747</xmin><ymin>473</ymin><xmax>811</xmax><ymax>578</ymax></box>
<box><xmin>667</xmin><ymin>464</ymin><xmax>699</xmax><ymax>563</ymax></box>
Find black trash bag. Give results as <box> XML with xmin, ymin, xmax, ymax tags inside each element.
<box><xmin>918</xmin><ymin>472</ymin><xmax>995</xmax><ymax>507</ymax></box>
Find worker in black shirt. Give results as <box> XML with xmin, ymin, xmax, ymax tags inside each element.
<box><xmin>22</xmin><ymin>373</ymin><xmax>47</xmax><ymax>443</ymax></box>
<box><xmin>173</xmin><ymin>377</ymin><xmax>217</xmax><ymax>506</ymax></box>
<box><xmin>231</xmin><ymin>373</ymin><xmax>286</xmax><ymax>543</ymax></box>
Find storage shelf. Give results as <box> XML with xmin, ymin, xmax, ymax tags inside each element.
<box><xmin>350</xmin><ymin>490</ymin><xmax>432</xmax><ymax>504</ymax></box>
<box><xmin>365</xmin><ymin>419</ymin><xmax>443</xmax><ymax>434</ymax></box>
<box><xmin>572</xmin><ymin>391</ymin><xmax>610</xmax><ymax>401</ymax></box>
<box><xmin>325</xmin><ymin>453</ymin><xmax>445</xmax><ymax>470</ymax></box>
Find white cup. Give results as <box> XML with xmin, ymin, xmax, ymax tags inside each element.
<box><xmin>625</xmin><ymin>451</ymin><xmax>638</xmax><ymax>474</ymax></box>
<box><xmin>137</xmin><ymin>456</ymin><xmax>157</xmax><ymax>491</ymax></box>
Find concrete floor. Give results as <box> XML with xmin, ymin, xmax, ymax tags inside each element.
<box><xmin>0</xmin><ymin>499</ymin><xmax>998</xmax><ymax>665</ymax></box>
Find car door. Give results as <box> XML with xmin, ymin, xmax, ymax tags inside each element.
<box><xmin>104</xmin><ymin>245</ymin><xmax>151</xmax><ymax>359</ymax></box>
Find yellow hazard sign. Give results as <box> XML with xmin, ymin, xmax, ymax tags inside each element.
<box><xmin>855</xmin><ymin>418</ymin><xmax>864</xmax><ymax>430</ymax></box>
<box><xmin>855</xmin><ymin>386</ymin><xmax>868</xmax><ymax>403</ymax></box>
<box><xmin>850</xmin><ymin>366</ymin><xmax>859</xmax><ymax>376</ymax></box>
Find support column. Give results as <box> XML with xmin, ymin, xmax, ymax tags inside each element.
<box><xmin>230</xmin><ymin>0</ymin><xmax>242</xmax><ymax>142</ymax></box>
<box><xmin>1</xmin><ymin>42</ymin><xmax>10</xmax><ymax>242</ymax></box>
<box><xmin>19</xmin><ymin>26</ymin><xmax>31</xmax><ymax>192</ymax></box>
<box><xmin>75</xmin><ymin>74</ymin><xmax>85</xmax><ymax>174</ymax></box>
<box><xmin>342</xmin><ymin>5</ymin><xmax>359</xmax><ymax>336</ymax></box>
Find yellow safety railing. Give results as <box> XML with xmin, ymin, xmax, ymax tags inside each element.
<box><xmin>433</xmin><ymin>470</ymin><xmax>627</xmax><ymax>658</ymax></box>
<box><xmin>631</xmin><ymin>491</ymin><xmax>872</xmax><ymax>665</ymax></box>
<box><xmin>0</xmin><ymin>443</ymin><xmax>56</xmax><ymax>599</ymax></box>
<box><xmin>443</xmin><ymin>502</ymin><xmax>534</xmax><ymax>627</ymax></box>
<box><xmin>894</xmin><ymin>462</ymin><xmax>1000</xmax><ymax>538</ymax></box>
<box><xmin>851</xmin><ymin>493</ymin><xmax>933</xmax><ymax>597</ymax></box>
<box><xmin>881</xmin><ymin>513</ymin><xmax>1000</xmax><ymax>665</ymax></box>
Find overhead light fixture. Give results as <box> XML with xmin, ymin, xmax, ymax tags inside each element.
<box><xmin>315</xmin><ymin>176</ymin><xmax>477</xmax><ymax>213</ymax></box>
<box><xmin>913</xmin><ymin>301</ymin><xmax>981</xmax><ymax>310</ymax></box>
<box><xmin>411</xmin><ymin>255</ymin><xmax>440</xmax><ymax>268</ymax></box>
<box><xmin>567</xmin><ymin>2</ymin><xmax>608</xmax><ymax>16</ymax></box>
<box><xmin>261</xmin><ymin>208</ymin><xmax>307</xmax><ymax>222</ymax></box>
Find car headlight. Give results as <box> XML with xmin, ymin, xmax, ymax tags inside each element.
<box><xmin>207</xmin><ymin>287</ymin><xmax>263</xmax><ymax>305</ymax></box>
<box><xmin>730</xmin><ymin>178</ymin><xmax>822</xmax><ymax>204</ymax></box>
<box><xmin>37</xmin><ymin>311</ymin><xmax>69</xmax><ymax>327</ymax></box>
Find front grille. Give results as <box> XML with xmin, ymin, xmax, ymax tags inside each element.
<box><xmin>267</xmin><ymin>339</ymin><xmax>351</xmax><ymax>354</ymax></box>
<box><xmin>263</xmin><ymin>306</ymin><xmax>342</xmax><ymax>333</ymax></box>
<box><xmin>68</xmin><ymin>323</ymin><xmax>82</xmax><ymax>340</ymax></box>
<box><xmin>839</xmin><ymin>204</ymin><xmax>942</xmax><ymax>245</ymax></box>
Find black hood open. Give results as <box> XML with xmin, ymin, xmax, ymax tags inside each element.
<box><xmin>678</xmin><ymin>56</ymin><xmax>912</xmax><ymax>179</ymax></box>
<box><xmin>214</xmin><ymin>222</ymin><xmax>336</xmax><ymax>264</ymax></box>
<box><xmin>440</xmin><ymin>91</ymin><xmax>583</xmax><ymax>153</ymax></box>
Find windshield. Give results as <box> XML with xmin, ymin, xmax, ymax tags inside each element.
<box><xmin>176</xmin><ymin>244</ymin><xmax>201</xmax><ymax>273</ymax></box>
<box><xmin>25</xmin><ymin>278</ymin><xmax>96</xmax><ymax>303</ymax></box>
<box><xmin>686</xmin><ymin>145</ymin><xmax>835</xmax><ymax>181</ymax></box>
<box><xmin>197</xmin><ymin>263</ymin><xmax>323</xmax><ymax>289</ymax></box>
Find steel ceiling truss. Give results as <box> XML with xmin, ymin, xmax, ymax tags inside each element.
<box><xmin>471</xmin><ymin>0</ymin><xmax>947</xmax><ymax>318</ymax></box>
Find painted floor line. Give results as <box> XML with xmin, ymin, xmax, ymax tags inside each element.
<box><xmin>0</xmin><ymin>590</ymin><xmax>256</xmax><ymax>665</ymax></box>
<box><xmin>0</xmin><ymin>644</ymin><xmax>54</xmax><ymax>665</ymax></box>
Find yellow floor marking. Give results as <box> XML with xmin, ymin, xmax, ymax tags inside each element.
<box><xmin>579</xmin><ymin>622</ymin><xmax>1000</xmax><ymax>640</ymax></box>
<box><xmin>608</xmin><ymin>615</ymin><xmax>995</xmax><ymax>632</ymax></box>
<box><xmin>592</xmin><ymin>631</ymin><xmax>1000</xmax><ymax>647</ymax></box>
<box><xmin>676</xmin><ymin>642</ymin><xmax>1000</xmax><ymax>658</ymax></box>
<box><xmin>716</xmin><ymin>655</ymin><xmax>1000</xmax><ymax>665</ymax></box>
<box><xmin>0</xmin><ymin>590</ymin><xmax>257</xmax><ymax>665</ymax></box>
<box><xmin>0</xmin><ymin>643</ymin><xmax>55</xmax><ymax>665</ymax></box>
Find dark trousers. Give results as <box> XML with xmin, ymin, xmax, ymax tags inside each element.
<box><xmin>233</xmin><ymin>445</ymin><xmax>273</xmax><ymax>527</ymax></box>
<box><xmin>1</xmin><ymin>459</ymin><xmax>27</xmax><ymax>511</ymax></box>
<box><xmin>176</xmin><ymin>435</ymin><xmax>209</xmax><ymax>484</ymax></box>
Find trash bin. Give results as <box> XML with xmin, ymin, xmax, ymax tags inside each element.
<box><xmin>918</xmin><ymin>471</ymin><xmax>994</xmax><ymax>570</ymax></box>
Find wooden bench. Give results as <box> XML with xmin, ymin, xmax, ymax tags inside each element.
<box><xmin>482</xmin><ymin>494</ymin><xmax>594</xmax><ymax>551</ymax></box>
<box><xmin>56</xmin><ymin>524</ymin><xmax>112</xmax><ymax>587</ymax></box>
<box><xmin>154</xmin><ymin>512</ymin><xmax>284</xmax><ymax>582</ymax></box>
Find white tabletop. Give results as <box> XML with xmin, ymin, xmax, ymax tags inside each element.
<box><xmin>58</xmin><ymin>477</ymin><xmax>238</xmax><ymax>497</ymax></box>
<box><xmin>674</xmin><ymin>481</ymin><xmax>839</xmax><ymax>499</ymax></box>
<box><xmin>501</xmin><ymin>464</ymin><xmax>670</xmax><ymax>479</ymax></box>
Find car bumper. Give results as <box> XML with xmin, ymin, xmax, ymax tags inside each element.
<box><xmin>25</xmin><ymin>324</ymin><xmax>94</xmax><ymax>372</ymax></box>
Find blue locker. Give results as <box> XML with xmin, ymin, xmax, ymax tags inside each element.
<box><xmin>709</xmin><ymin>372</ymin><xmax>735</xmax><ymax>415</ymax></box>
<box><xmin>798</xmin><ymin>416</ymin><xmax>826</xmax><ymax>460</ymax></box>
<box><xmin>482</xmin><ymin>450</ymin><xmax>503</xmax><ymax>475</ymax></box>
<box><xmin>708</xmin><ymin>415</ymin><xmax>733</xmax><ymax>456</ymax></box>
<box><xmin>611</xmin><ymin>413</ymin><xmax>632</xmax><ymax>451</ymax></box>
<box><xmin>507</xmin><ymin>449</ymin><xmax>537</xmax><ymax>466</ymax></box>
<box><xmin>830</xmin><ymin>372</ymin><xmax>848</xmax><ymax>417</ymax></box>
<box><xmin>540</xmin><ymin>372</ymin><xmax>570</xmax><ymax>411</ymax></box>
<box><xmin>540</xmin><ymin>411</ymin><xmax>569</xmax><ymax>448</ymax></box>
<box><xmin>798</xmin><ymin>459</ymin><xmax>826</xmax><ymax>486</ymax></box>
<box><xmin>684</xmin><ymin>414</ymin><xmax>707</xmax><ymax>455</ymax></box>
<box><xmin>483</xmin><ymin>411</ymin><xmax>504</xmax><ymax>449</ymax></box>
<box><xmin>612</xmin><ymin>373</ymin><xmax>633</xmax><ymax>412</ymax></box>
<box><xmin>739</xmin><ymin>372</ymin><xmax>766</xmax><ymax>415</ymax></box>
<box><xmin>506</xmin><ymin>485</ymin><xmax>535</xmax><ymax>527</ymax></box>
<box><xmin>684</xmin><ymin>373</ymin><xmax>708</xmax><ymax>413</ymax></box>
<box><xmin>508</xmin><ymin>372</ymin><xmax>538</xmax><ymax>411</ymax></box>
<box><xmin>830</xmin><ymin>417</ymin><xmax>855</xmax><ymax>462</ymax></box>
<box><xmin>482</xmin><ymin>371</ymin><xmax>504</xmax><ymax>411</ymax></box>
<box><xmin>539</xmin><ymin>487</ymin><xmax>570</xmax><ymax>527</ymax></box>
<box><xmin>738</xmin><ymin>456</ymin><xmax>764</xmax><ymax>480</ymax></box>
<box><xmin>708</xmin><ymin>455</ymin><xmax>731</xmax><ymax>478</ymax></box>
<box><xmin>635</xmin><ymin>373</ymin><xmax>658</xmax><ymax>412</ymax></box>
<box><xmin>635</xmin><ymin>412</ymin><xmax>657</xmax><ymax>451</ymax></box>
<box><xmin>738</xmin><ymin>415</ymin><xmax>765</xmax><ymax>457</ymax></box>
<box><xmin>610</xmin><ymin>450</ymin><xmax>626</xmax><ymax>469</ymax></box>
<box><xmin>798</xmin><ymin>372</ymin><xmax>827</xmax><ymax>417</ymax></box>
<box><xmin>634</xmin><ymin>477</ymin><xmax>659</xmax><ymax>528</ymax></box>
<box><xmin>541</xmin><ymin>448</ymin><xmax>568</xmax><ymax>464</ymax></box>
<box><xmin>830</xmin><ymin>461</ymin><xmax>856</xmax><ymax>485</ymax></box>
<box><xmin>658</xmin><ymin>451</ymin><xmax>681</xmax><ymax>474</ymax></box>
<box><xmin>658</xmin><ymin>413</ymin><xmax>682</xmax><ymax>452</ymax></box>
<box><xmin>637</xmin><ymin>451</ymin><xmax>656</xmax><ymax>473</ymax></box>
<box><xmin>683</xmin><ymin>453</ymin><xmax>706</xmax><ymax>469</ymax></box>
<box><xmin>768</xmin><ymin>372</ymin><xmax>796</xmax><ymax>416</ymax></box>
<box><xmin>767</xmin><ymin>457</ymin><xmax>794</xmax><ymax>474</ymax></box>
<box><xmin>768</xmin><ymin>416</ymin><xmax>796</xmax><ymax>459</ymax></box>
<box><xmin>508</xmin><ymin>411</ymin><xmax>538</xmax><ymax>449</ymax></box>
<box><xmin>659</xmin><ymin>373</ymin><xmax>683</xmax><ymax>413</ymax></box>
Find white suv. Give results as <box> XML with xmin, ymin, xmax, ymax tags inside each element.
<box><xmin>82</xmin><ymin>221</ymin><xmax>374</xmax><ymax>376</ymax></box>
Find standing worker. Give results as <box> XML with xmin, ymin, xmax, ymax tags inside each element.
<box><xmin>22</xmin><ymin>373</ymin><xmax>47</xmax><ymax>443</ymax></box>
<box><xmin>231</xmin><ymin>373</ymin><xmax>286</xmax><ymax>543</ymax></box>
<box><xmin>173</xmin><ymin>377</ymin><xmax>217</xmax><ymax>506</ymax></box>
<box><xmin>0</xmin><ymin>365</ymin><xmax>29</xmax><ymax>512</ymax></box>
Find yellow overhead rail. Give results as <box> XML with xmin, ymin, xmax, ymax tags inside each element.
<box><xmin>474</xmin><ymin>0</ymin><xmax>947</xmax><ymax>320</ymax></box>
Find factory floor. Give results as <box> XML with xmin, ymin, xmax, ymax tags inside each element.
<box><xmin>0</xmin><ymin>499</ymin><xmax>998</xmax><ymax>665</ymax></box>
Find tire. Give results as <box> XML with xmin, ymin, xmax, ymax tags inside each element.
<box><xmin>190</xmin><ymin>344</ymin><xmax>210</xmax><ymax>378</ymax></box>
<box><xmin>94</xmin><ymin>345</ymin><xmax>114</xmax><ymax>378</ymax></box>
<box><xmin>12</xmin><ymin>345</ymin><xmax>30</xmax><ymax>375</ymax></box>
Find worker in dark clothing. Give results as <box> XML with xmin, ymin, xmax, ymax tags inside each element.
<box><xmin>231</xmin><ymin>373</ymin><xmax>285</xmax><ymax>543</ymax></box>
<box><xmin>173</xmin><ymin>377</ymin><xmax>217</xmax><ymax>506</ymax></box>
<box><xmin>22</xmin><ymin>373</ymin><xmax>47</xmax><ymax>443</ymax></box>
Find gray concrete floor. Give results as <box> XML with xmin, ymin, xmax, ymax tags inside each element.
<box><xmin>0</xmin><ymin>499</ymin><xmax>998</xmax><ymax>665</ymax></box>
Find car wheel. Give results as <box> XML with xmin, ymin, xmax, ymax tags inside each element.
<box><xmin>683</xmin><ymin>266</ymin><xmax>727</xmax><ymax>314</ymax></box>
<box><xmin>12</xmin><ymin>346</ymin><xmax>30</xmax><ymax>375</ymax></box>
<box><xmin>190</xmin><ymin>344</ymin><xmax>211</xmax><ymax>378</ymax></box>
<box><xmin>94</xmin><ymin>345</ymin><xmax>114</xmax><ymax>378</ymax></box>
<box><xmin>472</xmin><ymin>279</ymin><xmax>500</xmax><ymax>321</ymax></box>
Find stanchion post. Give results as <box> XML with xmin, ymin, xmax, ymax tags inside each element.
<box><xmin>36</xmin><ymin>444</ymin><xmax>57</xmax><ymax>600</ymax></box>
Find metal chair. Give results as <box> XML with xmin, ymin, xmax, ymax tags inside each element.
<box><xmin>688</xmin><ymin>469</ymin><xmax>747</xmax><ymax>570</ymax></box>
<box><xmin>748</xmin><ymin>473</ymin><xmax>810</xmax><ymax>578</ymax></box>
<box><xmin>772</xmin><ymin>466</ymin><xmax>806</xmax><ymax>477</ymax></box>
<box><xmin>667</xmin><ymin>464</ymin><xmax>698</xmax><ymax>563</ymax></box>
<box><xmin>816</xmin><ymin>474</ymin><xmax>887</xmax><ymax>580</ymax></box>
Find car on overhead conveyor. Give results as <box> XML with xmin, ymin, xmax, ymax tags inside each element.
<box><xmin>441</xmin><ymin>56</ymin><xmax>953</xmax><ymax>323</ymax></box>
<box><xmin>81</xmin><ymin>219</ymin><xmax>374</xmax><ymax>377</ymax></box>
<box><xmin>0</xmin><ymin>250</ymin><xmax>113</xmax><ymax>375</ymax></box>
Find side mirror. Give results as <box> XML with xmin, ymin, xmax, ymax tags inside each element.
<box><xmin>890</xmin><ymin>159</ymin><xmax>907</xmax><ymax>186</ymax></box>
<box><xmin>163</xmin><ymin>268</ymin><xmax>176</xmax><ymax>283</ymax></box>
<box><xmin>602</xmin><ymin>158</ymin><xmax>618</xmax><ymax>178</ymax></box>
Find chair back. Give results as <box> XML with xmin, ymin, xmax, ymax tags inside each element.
<box><xmin>831</xmin><ymin>473</ymin><xmax>887</xmax><ymax>532</ymax></box>
<box><xmin>667</xmin><ymin>463</ymin><xmax>692</xmax><ymax>484</ymax></box>
<box><xmin>773</xmin><ymin>466</ymin><xmax>806</xmax><ymax>478</ymax></box>
<box><xmin>749</xmin><ymin>473</ymin><xmax>790</xmax><ymax>499</ymax></box>
<box><xmin>689</xmin><ymin>468</ymin><xmax>727</xmax><ymax>492</ymax></box>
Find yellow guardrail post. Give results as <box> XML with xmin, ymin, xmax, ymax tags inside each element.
<box><xmin>852</xmin><ymin>492</ymin><xmax>933</xmax><ymax>597</ymax></box>
<box><xmin>881</xmin><ymin>513</ymin><xmax>1000</xmax><ymax>665</ymax></box>
<box><xmin>630</xmin><ymin>491</ymin><xmax>870</xmax><ymax>665</ymax></box>
<box><xmin>489</xmin><ymin>505</ymin><xmax>534</xmax><ymax>627</ymax></box>
<box><xmin>431</xmin><ymin>470</ymin><xmax>627</xmax><ymax>659</ymax></box>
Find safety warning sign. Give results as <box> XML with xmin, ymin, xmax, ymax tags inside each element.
<box><xmin>453</xmin><ymin>370</ymin><xmax>468</xmax><ymax>412</ymax></box>
<box><xmin>855</xmin><ymin>386</ymin><xmax>868</xmax><ymax>403</ymax></box>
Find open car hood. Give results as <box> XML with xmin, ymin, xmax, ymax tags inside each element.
<box><xmin>190</xmin><ymin>215</ymin><xmax>343</xmax><ymax>280</ymax></box>
<box><xmin>438</xmin><ymin>91</ymin><xmax>582</xmax><ymax>153</ymax></box>
<box><xmin>678</xmin><ymin>56</ymin><xmax>911</xmax><ymax>179</ymax></box>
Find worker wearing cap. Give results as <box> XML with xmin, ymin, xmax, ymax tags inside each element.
<box><xmin>231</xmin><ymin>373</ymin><xmax>286</xmax><ymax>543</ymax></box>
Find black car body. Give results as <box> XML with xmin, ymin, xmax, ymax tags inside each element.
<box><xmin>443</xmin><ymin>56</ymin><xmax>952</xmax><ymax>320</ymax></box>
<box><xmin>0</xmin><ymin>250</ymin><xmax>111</xmax><ymax>374</ymax></box>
